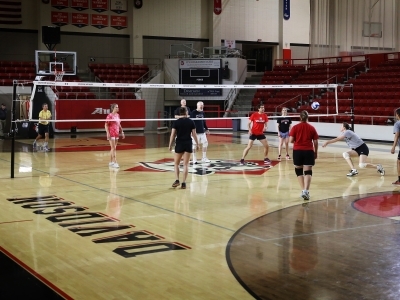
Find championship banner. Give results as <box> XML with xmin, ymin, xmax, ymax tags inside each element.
<box><xmin>91</xmin><ymin>0</ymin><xmax>107</xmax><ymax>13</ymax></box>
<box><xmin>110</xmin><ymin>0</ymin><xmax>127</xmax><ymax>14</ymax></box>
<box><xmin>51</xmin><ymin>11</ymin><xmax>68</xmax><ymax>26</ymax></box>
<box><xmin>71</xmin><ymin>0</ymin><xmax>89</xmax><ymax>11</ymax></box>
<box><xmin>51</xmin><ymin>0</ymin><xmax>68</xmax><ymax>10</ymax></box>
<box><xmin>283</xmin><ymin>0</ymin><xmax>290</xmax><ymax>20</ymax></box>
<box><xmin>214</xmin><ymin>0</ymin><xmax>221</xmax><ymax>15</ymax></box>
<box><xmin>72</xmin><ymin>12</ymin><xmax>89</xmax><ymax>27</ymax></box>
<box><xmin>91</xmin><ymin>13</ymin><xmax>108</xmax><ymax>29</ymax></box>
<box><xmin>111</xmin><ymin>15</ymin><xmax>127</xmax><ymax>30</ymax></box>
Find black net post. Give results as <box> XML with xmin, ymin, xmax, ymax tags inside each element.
<box><xmin>10</xmin><ymin>80</ymin><xmax>17</xmax><ymax>178</ymax></box>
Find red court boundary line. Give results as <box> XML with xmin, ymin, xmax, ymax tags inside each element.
<box><xmin>0</xmin><ymin>219</ymin><xmax>33</xmax><ymax>225</ymax></box>
<box><xmin>0</xmin><ymin>246</ymin><xmax>73</xmax><ymax>300</ymax></box>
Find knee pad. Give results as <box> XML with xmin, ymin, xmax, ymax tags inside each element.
<box><xmin>343</xmin><ymin>152</ymin><xmax>350</xmax><ymax>159</ymax></box>
<box><xmin>202</xmin><ymin>141</ymin><xmax>208</xmax><ymax>148</ymax></box>
<box><xmin>359</xmin><ymin>163</ymin><xmax>367</xmax><ymax>169</ymax></box>
<box><xmin>304</xmin><ymin>170</ymin><xmax>312</xmax><ymax>176</ymax></box>
<box><xmin>295</xmin><ymin>168</ymin><xmax>303</xmax><ymax>177</ymax></box>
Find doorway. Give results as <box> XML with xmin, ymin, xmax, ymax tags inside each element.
<box><xmin>242</xmin><ymin>44</ymin><xmax>274</xmax><ymax>72</ymax></box>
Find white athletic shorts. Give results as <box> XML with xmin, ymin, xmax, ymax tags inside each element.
<box><xmin>192</xmin><ymin>133</ymin><xmax>207</xmax><ymax>147</ymax></box>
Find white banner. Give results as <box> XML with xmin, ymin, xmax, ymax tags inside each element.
<box><xmin>224</xmin><ymin>40</ymin><xmax>236</xmax><ymax>49</ymax></box>
<box><xmin>179</xmin><ymin>59</ymin><xmax>221</xmax><ymax>69</ymax></box>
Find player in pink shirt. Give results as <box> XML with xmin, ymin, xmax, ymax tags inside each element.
<box><xmin>240</xmin><ymin>104</ymin><xmax>271</xmax><ymax>165</ymax></box>
<box><xmin>105</xmin><ymin>103</ymin><xmax>125</xmax><ymax>168</ymax></box>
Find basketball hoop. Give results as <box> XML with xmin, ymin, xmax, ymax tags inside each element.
<box><xmin>54</xmin><ymin>70</ymin><xmax>65</xmax><ymax>81</ymax></box>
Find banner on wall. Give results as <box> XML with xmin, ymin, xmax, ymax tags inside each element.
<box><xmin>51</xmin><ymin>11</ymin><xmax>69</xmax><ymax>26</ymax></box>
<box><xmin>91</xmin><ymin>13</ymin><xmax>108</xmax><ymax>29</ymax></box>
<box><xmin>224</xmin><ymin>40</ymin><xmax>236</xmax><ymax>49</ymax></box>
<box><xmin>71</xmin><ymin>0</ymin><xmax>89</xmax><ymax>11</ymax></box>
<box><xmin>110</xmin><ymin>0</ymin><xmax>127</xmax><ymax>14</ymax></box>
<box><xmin>72</xmin><ymin>13</ymin><xmax>89</xmax><ymax>27</ymax></box>
<box><xmin>214</xmin><ymin>0</ymin><xmax>221</xmax><ymax>15</ymax></box>
<box><xmin>283</xmin><ymin>0</ymin><xmax>290</xmax><ymax>20</ymax></box>
<box><xmin>91</xmin><ymin>0</ymin><xmax>108</xmax><ymax>13</ymax></box>
<box><xmin>0</xmin><ymin>0</ymin><xmax>22</xmax><ymax>25</ymax></box>
<box><xmin>111</xmin><ymin>15</ymin><xmax>127</xmax><ymax>30</ymax></box>
<box><xmin>51</xmin><ymin>0</ymin><xmax>68</xmax><ymax>10</ymax></box>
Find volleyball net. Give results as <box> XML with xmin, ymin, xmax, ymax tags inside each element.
<box><xmin>13</xmin><ymin>81</ymin><xmax>343</xmax><ymax>133</ymax></box>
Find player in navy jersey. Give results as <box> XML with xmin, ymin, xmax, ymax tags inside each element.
<box><xmin>276</xmin><ymin>107</ymin><xmax>292</xmax><ymax>160</ymax></box>
<box><xmin>190</xmin><ymin>101</ymin><xmax>210</xmax><ymax>164</ymax></box>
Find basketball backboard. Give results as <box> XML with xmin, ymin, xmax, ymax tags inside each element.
<box><xmin>35</xmin><ymin>50</ymin><xmax>77</xmax><ymax>76</ymax></box>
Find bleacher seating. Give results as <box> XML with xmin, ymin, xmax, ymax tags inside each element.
<box><xmin>88</xmin><ymin>63</ymin><xmax>149</xmax><ymax>83</ymax></box>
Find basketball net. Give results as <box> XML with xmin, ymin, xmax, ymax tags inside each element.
<box><xmin>54</xmin><ymin>70</ymin><xmax>65</xmax><ymax>81</ymax></box>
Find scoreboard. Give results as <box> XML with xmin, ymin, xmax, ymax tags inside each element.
<box><xmin>179</xmin><ymin>59</ymin><xmax>222</xmax><ymax>96</ymax></box>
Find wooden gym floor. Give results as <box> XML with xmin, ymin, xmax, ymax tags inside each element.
<box><xmin>0</xmin><ymin>132</ymin><xmax>399</xmax><ymax>299</ymax></box>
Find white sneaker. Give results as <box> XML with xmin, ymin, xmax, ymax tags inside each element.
<box><xmin>377</xmin><ymin>164</ymin><xmax>385</xmax><ymax>176</ymax></box>
<box><xmin>43</xmin><ymin>147</ymin><xmax>50</xmax><ymax>152</ymax></box>
<box><xmin>112</xmin><ymin>163</ymin><xmax>120</xmax><ymax>168</ymax></box>
<box><xmin>109</xmin><ymin>162</ymin><xmax>114</xmax><ymax>166</ymax></box>
<box><xmin>346</xmin><ymin>169</ymin><xmax>358</xmax><ymax>177</ymax></box>
<box><xmin>201</xmin><ymin>157</ymin><xmax>210</xmax><ymax>163</ymax></box>
<box><xmin>301</xmin><ymin>190</ymin><xmax>310</xmax><ymax>201</ymax></box>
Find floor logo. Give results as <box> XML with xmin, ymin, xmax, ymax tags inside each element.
<box><xmin>126</xmin><ymin>158</ymin><xmax>278</xmax><ymax>176</ymax></box>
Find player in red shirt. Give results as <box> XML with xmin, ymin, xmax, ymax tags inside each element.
<box><xmin>240</xmin><ymin>104</ymin><xmax>271</xmax><ymax>165</ymax></box>
<box><xmin>289</xmin><ymin>110</ymin><xmax>319</xmax><ymax>200</ymax></box>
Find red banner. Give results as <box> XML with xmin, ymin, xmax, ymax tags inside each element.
<box><xmin>91</xmin><ymin>0</ymin><xmax>108</xmax><ymax>13</ymax></box>
<box><xmin>54</xmin><ymin>99</ymin><xmax>146</xmax><ymax>130</ymax></box>
<box><xmin>110</xmin><ymin>15</ymin><xmax>127</xmax><ymax>30</ymax></box>
<box><xmin>91</xmin><ymin>13</ymin><xmax>108</xmax><ymax>29</ymax></box>
<box><xmin>51</xmin><ymin>11</ymin><xmax>69</xmax><ymax>26</ymax></box>
<box><xmin>71</xmin><ymin>0</ymin><xmax>89</xmax><ymax>11</ymax></box>
<box><xmin>214</xmin><ymin>0</ymin><xmax>221</xmax><ymax>15</ymax></box>
<box><xmin>51</xmin><ymin>0</ymin><xmax>69</xmax><ymax>10</ymax></box>
<box><xmin>72</xmin><ymin>13</ymin><xmax>89</xmax><ymax>28</ymax></box>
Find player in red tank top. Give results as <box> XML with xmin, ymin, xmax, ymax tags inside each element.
<box><xmin>240</xmin><ymin>104</ymin><xmax>271</xmax><ymax>165</ymax></box>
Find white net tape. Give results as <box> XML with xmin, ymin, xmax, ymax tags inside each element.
<box><xmin>26</xmin><ymin>82</ymin><xmax>340</xmax><ymax>125</ymax></box>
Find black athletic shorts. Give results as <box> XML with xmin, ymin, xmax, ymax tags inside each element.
<box><xmin>38</xmin><ymin>124</ymin><xmax>49</xmax><ymax>136</ymax></box>
<box><xmin>353</xmin><ymin>143</ymin><xmax>369</xmax><ymax>156</ymax></box>
<box><xmin>175</xmin><ymin>141</ymin><xmax>192</xmax><ymax>154</ymax></box>
<box><xmin>397</xmin><ymin>151</ymin><xmax>400</xmax><ymax>160</ymax></box>
<box><xmin>293</xmin><ymin>150</ymin><xmax>315</xmax><ymax>166</ymax></box>
<box><xmin>250</xmin><ymin>134</ymin><xmax>266</xmax><ymax>141</ymax></box>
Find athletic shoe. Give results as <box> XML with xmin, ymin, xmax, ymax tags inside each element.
<box><xmin>109</xmin><ymin>162</ymin><xmax>114</xmax><ymax>166</ymax></box>
<box><xmin>346</xmin><ymin>169</ymin><xmax>359</xmax><ymax>177</ymax></box>
<box><xmin>113</xmin><ymin>163</ymin><xmax>120</xmax><ymax>168</ymax></box>
<box><xmin>191</xmin><ymin>161</ymin><xmax>198</xmax><ymax>165</ymax></box>
<box><xmin>201</xmin><ymin>157</ymin><xmax>210</xmax><ymax>163</ymax></box>
<box><xmin>264</xmin><ymin>158</ymin><xmax>271</xmax><ymax>164</ymax></box>
<box><xmin>286</xmin><ymin>155</ymin><xmax>290</xmax><ymax>160</ymax></box>
<box><xmin>392</xmin><ymin>180</ymin><xmax>400</xmax><ymax>186</ymax></box>
<box><xmin>277</xmin><ymin>155</ymin><xmax>281</xmax><ymax>160</ymax></box>
<box><xmin>172</xmin><ymin>180</ymin><xmax>180</xmax><ymax>187</ymax></box>
<box><xmin>181</xmin><ymin>182</ymin><xmax>186</xmax><ymax>189</ymax></box>
<box><xmin>301</xmin><ymin>190</ymin><xmax>310</xmax><ymax>201</ymax></box>
<box><xmin>377</xmin><ymin>164</ymin><xmax>385</xmax><ymax>176</ymax></box>
<box><xmin>33</xmin><ymin>141</ymin><xmax>36</xmax><ymax>148</ymax></box>
<box><xmin>43</xmin><ymin>147</ymin><xmax>50</xmax><ymax>152</ymax></box>
<box><xmin>240</xmin><ymin>159</ymin><xmax>245</xmax><ymax>165</ymax></box>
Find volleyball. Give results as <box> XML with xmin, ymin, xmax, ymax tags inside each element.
<box><xmin>311</xmin><ymin>101</ymin><xmax>320</xmax><ymax>110</ymax></box>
